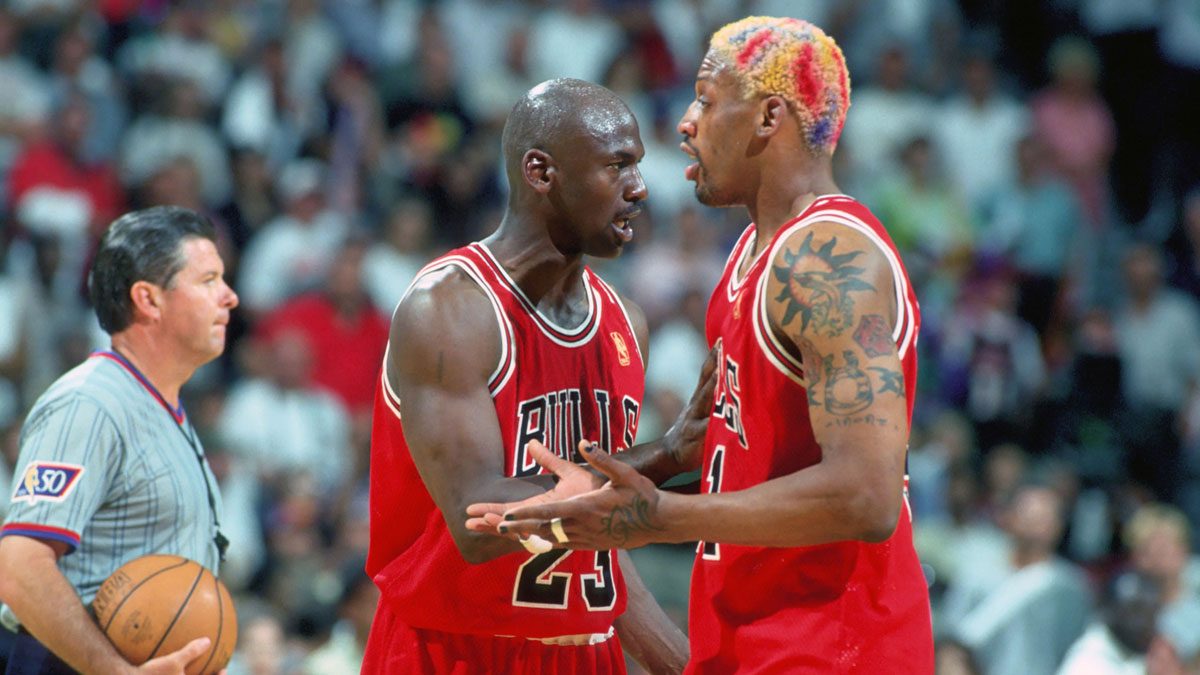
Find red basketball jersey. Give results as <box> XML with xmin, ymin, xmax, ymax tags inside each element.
<box><xmin>688</xmin><ymin>196</ymin><xmax>934</xmax><ymax>673</ymax></box>
<box><xmin>366</xmin><ymin>242</ymin><xmax>644</xmax><ymax>641</ymax></box>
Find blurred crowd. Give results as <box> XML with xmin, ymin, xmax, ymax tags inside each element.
<box><xmin>0</xmin><ymin>0</ymin><xmax>1199</xmax><ymax>673</ymax></box>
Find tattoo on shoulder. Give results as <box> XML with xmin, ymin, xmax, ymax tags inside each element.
<box><xmin>772</xmin><ymin>232</ymin><xmax>875</xmax><ymax>338</ymax></box>
<box><xmin>601</xmin><ymin>494</ymin><xmax>664</xmax><ymax>546</ymax></box>
<box><xmin>853</xmin><ymin>314</ymin><xmax>894</xmax><ymax>357</ymax></box>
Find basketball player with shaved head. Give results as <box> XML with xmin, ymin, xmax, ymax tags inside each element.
<box><xmin>472</xmin><ymin>17</ymin><xmax>936</xmax><ymax>672</ymax></box>
<box><xmin>362</xmin><ymin>78</ymin><xmax>714</xmax><ymax>674</ymax></box>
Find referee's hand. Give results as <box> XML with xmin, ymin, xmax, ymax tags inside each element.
<box><xmin>137</xmin><ymin>637</ymin><xmax>225</xmax><ymax>675</ymax></box>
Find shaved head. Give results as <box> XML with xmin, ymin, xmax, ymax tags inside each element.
<box><xmin>501</xmin><ymin>78</ymin><xmax>634</xmax><ymax>177</ymax></box>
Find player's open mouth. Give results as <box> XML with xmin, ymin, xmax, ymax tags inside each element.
<box><xmin>612</xmin><ymin>212</ymin><xmax>638</xmax><ymax>242</ymax></box>
<box><xmin>680</xmin><ymin>142</ymin><xmax>700</xmax><ymax>181</ymax></box>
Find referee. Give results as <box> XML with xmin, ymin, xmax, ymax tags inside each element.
<box><xmin>0</xmin><ymin>207</ymin><xmax>237</xmax><ymax>675</ymax></box>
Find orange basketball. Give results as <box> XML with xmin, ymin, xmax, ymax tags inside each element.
<box><xmin>91</xmin><ymin>555</ymin><xmax>237</xmax><ymax>675</ymax></box>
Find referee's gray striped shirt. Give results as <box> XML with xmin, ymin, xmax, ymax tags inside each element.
<box><xmin>2</xmin><ymin>352</ymin><xmax>222</xmax><ymax>605</ymax></box>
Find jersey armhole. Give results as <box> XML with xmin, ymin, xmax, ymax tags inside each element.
<box><xmin>401</xmin><ymin>257</ymin><xmax>518</xmax><ymax>396</ymax></box>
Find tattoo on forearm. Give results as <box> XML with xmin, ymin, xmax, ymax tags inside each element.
<box><xmin>825</xmin><ymin>414</ymin><xmax>890</xmax><ymax>429</ymax></box>
<box><xmin>823</xmin><ymin>350</ymin><xmax>873</xmax><ymax>415</ymax></box>
<box><xmin>600</xmin><ymin>494</ymin><xmax>664</xmax><ymax>546</ymax></box>
<box><xmin>869</xmin><ymin>367</ymin><xmax>904</xmax><ymax>396</ymax></box>
<box><xmin>853</xmin><ymin>314</ymin><xmax>894</xmax><ymax>357</ymax></box>
<box><xmin>772</xmin><ymin>233</ymin><xmax>875</xmax><ymax>337</ymax></box>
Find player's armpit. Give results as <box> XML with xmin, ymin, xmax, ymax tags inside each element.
<box><xmin>765</xmin><ymin>224</ymin><xmax>909</xmax><ymax>542</ymax></box>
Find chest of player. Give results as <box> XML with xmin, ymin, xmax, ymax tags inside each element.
<box><xmin>492</xmin><ymin>332</ymin><xmax>644</xmax><ymax>477</ymax></box>
<box><xmin>704</xmin><ymin>265</ymin><xmax>823</xmax><ymax>490</ymax></box>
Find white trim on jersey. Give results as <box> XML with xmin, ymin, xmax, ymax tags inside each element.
<box><xmin>474</xmin><ymin>243</ymin><xmax>604</xmax><ymax>347</ymax></box>
<box><xmin>803</xmin><ymin>210</ymin><xmax>916</xmax><ymax>359</ymax></box>
<box><xmin>399</xmin><ymin>256</ymin><xmax>519</xmax><ymax>396</ymax></box>
<box><xmin>723</xmin><ymin>225</ymin><xmax>768</xmax><ymax>302</ymax></box>
<box><xmin>380</xmin><ymin>345</ymin><xmax>403</xmax><ymax>420</ymax></box>
<box><xmin>749</xmin><ymin>203</ymin><xmax>917</xmax><ymax>385</ymax></box>
<box><xmin>590</xmin><ymin>276</ymin><xmax>645</xmax><ymax>366</ymax></box>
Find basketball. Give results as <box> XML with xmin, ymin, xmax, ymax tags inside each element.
<box><xmin>91</xmin><ymin>555</ymin><xmax>237</xmax><ymax>675</ymax></box>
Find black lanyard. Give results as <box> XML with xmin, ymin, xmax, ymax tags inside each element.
<box><xmin>96</xmin><ymin>350</ymin><xmax>228</xmax><ymax>561</ymax></box>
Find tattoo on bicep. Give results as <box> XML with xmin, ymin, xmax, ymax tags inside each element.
<box><xmin>853</xmin><ymin>314</ymin><xmax>894</xmax><ymax>357</ymax></box>
<box><xmin>823</xmin><ymin>350</ymin><xmax>873</xmax><ymax>416</ymax></box>
<box><xmin>772</xmin><ymin>233</ymin><xmax>875</xmax><ymax>337</ymax></box>
<box><xmin>797</xmin><ymin>335</ymin><xmax>823</xmax><ymax>390</ymax></box>
<box><xmin>869</xmin><ymin>366</ymin><xmax>904</xmax><ymax>396</ymax></box>
<box><xmin>600</xmin><ymin>494</ymin><xmax>664</xmax><ymax>546</ymax></box>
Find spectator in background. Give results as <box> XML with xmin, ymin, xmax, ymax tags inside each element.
<box><xmin>840</xmin><ymin>43</ymin><xmax>935</xmax><ymax>188</ymax></box>
<box><xmin>282</xmin><ymin>0</ymin><xmax>343</xmax><ymax>111</ymax></box>
<box><xmin>982</xmin><ymin>134</ymin><xmax>1084</xmax><ymax>336</ymax></box>
<box><xmin>218</xmin><ymin>329</ymin><xmax>352</xmax><ymax>496</ymax></box>
<box><xmin>218</xmin><ymin>148</ymin><xmax>278</xmax><ymax>253</ymax></box>
<box><xmin>935</xmin><ymin>47</ymin><xmax>1030</xmax><ymax>218</ymax></box>
<box><xmin>938</xmin><ymin>266</ymin><xmax>1046</xmax><ymax>451</ymax></box>
<box><xmin>908</xmin><ymin>409</ymin><xmax>977</xmax><ymax>520</ymax></box>
<box><xmin>46</xmin><ymin>19</ymin><xmax>126</xmax><ymax>164</ymax></box>
<box><xmin>1056</xmin><ymin>572</ymin><xmax>1162</xmax><ymax>675</ymax></box>
<box><xmin>0</xmin><ymin>8</ymin><xmax>50</xmax><ymax>209</ymax></box>
<box><xmin>1114</xmin><ymin>243</ymin><xmax>1200</xmax><ymax>504</ymax></box>
<box><xmin>236</xmin><ymin>159</ymin><xmax>349</xmax><ymax>317</ymax></box>
<box><xmin>325</xmin><ymin>56</ymin><xmax>386</xmax><ymax>217</ymax></box>
<box><xmin>1031</xmin><ymin>37</ymin><xmax>1114</xmax><ymax>229</ymax></box>
<box><xmin>222</xmin><ymin>38</ymin><xmax>321</xmax><ymax>171</ymax></box>
<box><xmin>256</xmin><ymin>237</ymin><xmax>389</xmax><ymax>416</ymax></box>
<box><xmin>934</xmin><ymin>638</ymin><xmax>983</xmax><ymax>675</ymax></box>
<box><xmin>870</xmin><ymin>134</ymin><xmax>974</xmax><ymax>321</ymax></box>
<box><xmin>9</xmin><ymin>92</ymin><xmax>124</xmax><ymax>243</ymax></box>
<box><xmin>120</xmin><ymin>78</ymin><xmax>232</xmax><ymax>209</ymax></box>
<box><xmin>362</xmin><ymin>197</ymin><xmax>431</xmax><ymax>314</ymax></box>
<box><xmin>300</xmin><ymin>557</ymin><xmax>378</xmax><ymax>675</ymax></box>
<box><xmin>115</xmin><ymin>2</ymin><xmax>231</xmax><ymax>111</ymax></box>
<box><xmin>1124</xmin><ymin>503</ymin><xmax>1200</xmax><ymax>666</ymax></box>
<box><xmin>526</xmin><ymin>0</ymin><xmax>622</xmax><ymax>85</ymax></box>
<box><xmin>1166</xmin><ymin>187</ymin><xmax>1200</xmax><ymax>302</ymax></box>
<box><xmin>623</xmin><ymin>206</ymin><xmax>724</xmax><ymax>326</ymax></box>
<box><xmin>943</xmin><ymin>483</ymin><xmax>1092</xmax><ymax>675</ymax></box>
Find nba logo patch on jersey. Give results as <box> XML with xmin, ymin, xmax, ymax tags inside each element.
<box><xmin>610</xmin><ymin>331</ymin><xmax>631</xmax><ymax>366</ymax></box>
<box><xmin>12</xmin><ymin>462</ymin><xmax>84</xmax><ymax>504</ymax></box>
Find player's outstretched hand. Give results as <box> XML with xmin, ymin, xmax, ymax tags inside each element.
<box><xmin>664</xmin><ymin>344</ymin><xmax>718</xmax><ymax>471</ymax></box>
<box><xmin>136</xmin><ymin>637</ymin><xmax>223</xmax><ymax>675</ymax></box>
<box><xmin>499</xmin><ymin>444</ymin><xmax>667</xmax><ymax>551</ymax></box>
<box><xmin>465</xmin><ymin>439</ymin><xmax>606</xmax><ymax>534</ymax></box>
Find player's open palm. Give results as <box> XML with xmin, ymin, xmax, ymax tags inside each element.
<box><xmin>466</xmin><ymin>440</ymin><xmax>605</xmax><ymax>533</ymax></box>
<box><xmin>500</xmin><ymin>445</ymin><xmax>667</xmax><ymax>551</ymax></box>
<box><xmin>136</xmin><ymin>637</ymin><xmax>224</xmax><ymax>675</ymax></box>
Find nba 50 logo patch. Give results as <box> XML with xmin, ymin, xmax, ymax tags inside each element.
<box><xmin>12</xmin><ymin>462</ymin><xmax>84</xmax><ymax>504</ymax></box>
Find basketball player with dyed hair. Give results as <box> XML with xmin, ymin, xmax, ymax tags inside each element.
<box><xmin>362</xmin><ymin>78</ymin><xmax>713</xmax><ymax>674</ymax></box>
<box><xmin>472</xmin><ymin>17</ymin><xmax>935</xmax><ymax>672</ymax></box>
<box><xmin>0</xmin><ymin>207</ymin><xmax>235</xmax><ymax>674</ymax></box>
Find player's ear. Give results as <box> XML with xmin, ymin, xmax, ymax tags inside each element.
<box><xmin>523</xmin><ymin>149</ymin><xmax>555</xmax><ymax>194</ymax></box>
<box><xmin>129</xmin><ymin>280</ymin><xmax>164</xmax><ymax>322</ymax></box>
<box><xmin>757</xmin><ymin>95</ymin><xmax>788</xmax><ymax>138</ymax></box>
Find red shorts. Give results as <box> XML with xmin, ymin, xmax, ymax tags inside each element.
<box><xmin>362</xmin><ymin>601</ymin><xmax>627</xmax><ymax>674</ymax></box>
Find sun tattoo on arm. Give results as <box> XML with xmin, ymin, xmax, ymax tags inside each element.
<box><xmin>772</xmin><ymin>232</ymin><xmax>876</xmax><ymax>338</ymax></box>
